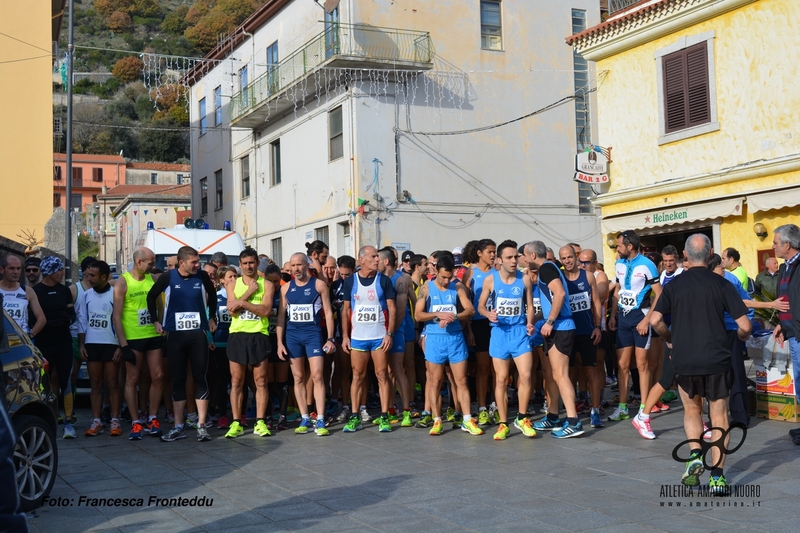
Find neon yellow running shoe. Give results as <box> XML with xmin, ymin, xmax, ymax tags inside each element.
<box><xmin>254</xmin><ymin>419</ymin><xmax>271</xmax><ymax>437</ymax></box>
<box><xmin>514</xmin><ymin>416</ymin><xmax>537</xmax><ymax>438</ymax></box>
<box><xmin>445</xmin><ymin>407</ymin><xmax>455</xmax><ymax>422</ymax></box>
<box><xmin>429</xmin><ymin>419</ymin><xmax>443</xmax><ymax>436</ymax></box>
<box><xmin>461</xmin><ymin>418</ymin><xmax>484</xmax><ymax>436</ymax></box>
<box><xmin>493</xmin><ymin>423</ymin><xmax>510</xmax><ymax>441</ymax></box>
<box><xmin>401</xmin><ymin>410</ymin><xmax>413</xmax><ymax>427</ymax></box>
<box><xmin>477</xmin><ymin>410</ymin><xmax>491</xmax><ymax>426</ymax></box>
<box><xmin>225</xmin><ymin>421</ymin><xmax>244</xmax><ymax>438</ymax></box>
<box><xmin>314</xmin><ymin>419</ymin><xmax>329</xmax><ymax>436</ymax></box>
<box><xmin>295</xmin><ymin>418</ymin><xmax>313</xmax><ymax>434</ymax></box>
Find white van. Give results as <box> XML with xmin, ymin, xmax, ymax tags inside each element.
<box><xmin>134</xmin><ymin>220</ymin><xmax>245</xmax><ymax>270</ymax></box>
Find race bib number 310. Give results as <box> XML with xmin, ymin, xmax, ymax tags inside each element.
<box><xmin>175</xmin><ymin>312</ymin><xmax>201</xmax><ymax>330</ymax></box>
<box><xmin>289</xmin><ymin>304</ymin><xmax>314</xmax><ymax>323</ymax></box>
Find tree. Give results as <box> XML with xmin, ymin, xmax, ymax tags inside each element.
<box><xmin>93</xmin><ymin>0</ymin><xmax>115</xmax><ymax>18</ymax></box>
<box><xmin>185</xmin><ymin>10</ymin><xmax>235</xmax><ymax>53</ymax></box>
<box><xmin>112</xmin><ymin>56</ymin><xmax>144</xmax><ymax>83</ymax></box>
<box><xmin>185</xmin><ymin>1</ymin><xmax>212</xmax><ymax>25</ymax></box>
<box><xmin>161</xmin><ymin>6</ymin><xmax>190</xmax><ymax>34</ymax></box>
<box><xmin>135</xmin><ymin>93</ymin><xmax>156</xmax><ymax>122</ymax></box>
<box><xmin>107</xmin><ymin>11</ymin><xmax>134</xmax><ymax>33</ymax></box>
<box><xmin>139</xmin><ymin>118</ymin><xmax>189</xmax><ymax>162</ymax></box>
<box><xmin>132</xmin><ymin>0</ymin><xmax>161</xmax><ymax>18</ymax></box>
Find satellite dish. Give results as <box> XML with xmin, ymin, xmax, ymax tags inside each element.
<box><xmin>184</xmin><ymin>218</ymin><xmax>194</xmax><ymax>229</ymax></box>
<box><xmin>324</xmin><ymin>0</ymin><xmax>340</xmax><ymax>14</ymax></box>
<box><xmin>194</xmin><ymin>218</ymin><xmax>206</xmax><ymax>229</ymax></box>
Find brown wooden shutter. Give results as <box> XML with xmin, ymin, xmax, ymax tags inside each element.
<box><xmin>663</xmin><ymin>42</ymin><xmax>710</xmax><ymax>134</ymax></box>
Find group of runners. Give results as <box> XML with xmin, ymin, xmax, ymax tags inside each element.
<box><xmin>1</xmin><ymin>230</ymin><xmax>781</xmax><ymax>481</ymax></box>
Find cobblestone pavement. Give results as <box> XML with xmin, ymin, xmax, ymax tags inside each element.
<box><xmin>25</xmin><ymin>398</ymin><xmax>800</xmax><ymax>533</ymax></box>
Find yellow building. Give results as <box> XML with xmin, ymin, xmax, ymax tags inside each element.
<box><xmin>569</xmin><ymin>0</ymin><xmax>800</xmax><ymax>277</ymax></box>
<box><xmin>0</xmin><ymin>1</ymin><xmax>64</xmax><ymax>244</ymax></box>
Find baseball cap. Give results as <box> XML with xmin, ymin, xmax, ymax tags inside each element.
<box><xmin>401</xmin><ymin>250</ymin><xmax>414</xmax><ymax>263</ymax></box>
<box><xmin>452</xmin><ymin>247</ymin><xmax>463</xmax><ymax>267</ymax></box>
<box><xmin>24</xmin><ymin>257</ymin><xmax>41</xmax><ymax>268</ymax></box>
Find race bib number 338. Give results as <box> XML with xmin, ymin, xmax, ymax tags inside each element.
<box><xmin>496</xmin><ymin>297</ymin><xmax>522</xmax><ymax>317</ymax></box>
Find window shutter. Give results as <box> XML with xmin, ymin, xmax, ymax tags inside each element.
<box><xmin>686</xmin><ymin>43</ymin><xmax>710</xmax><ymax>126</ymax></box>
<box><xmin>663</xmin><ymin>52</ymin><xmax>687</xmax><ymax>133</ymax></box>
<box><xmin>663</xmin><ymin>42</ymin><xmax>710</xmax><ymax>134</ymax></box>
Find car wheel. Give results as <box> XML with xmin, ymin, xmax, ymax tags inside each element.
<box><xmin>13</xmin><ymin>414</ymin><xmax>58</xmax><ymax>511</ymax></box>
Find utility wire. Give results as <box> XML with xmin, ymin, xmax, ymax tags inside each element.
<box><xmin>0</xmin><ymin>31</ymin><xmax>52</xmax><ymax>53</ymax></box>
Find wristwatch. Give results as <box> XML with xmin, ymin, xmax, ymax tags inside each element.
<box><xmin>387</xmin><ymin>331</ymin><xmax>394</xmax><ymax>337</ymax></box>
<box><xmin>545</xmin><ymin>318</ymin><xmax>554</xmax><ymax>326</ymax></box>
<box><xmin>327</xmin><ymin>337</ymin><xmax>335</xmax><ymax>343</ymax></box>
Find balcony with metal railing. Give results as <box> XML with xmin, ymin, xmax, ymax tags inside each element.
<box><xmin>229</xmin><ymin>23</ymin><xmax>434</xmax><ymax>128</ymax></box>
<box><xmin>608</xmin><ymin>0</ymin><xmax>645</xmax><ymax>16</ymax></box>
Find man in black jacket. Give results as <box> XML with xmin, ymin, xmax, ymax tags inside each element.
<box><xmin>771</xmin><ymin>224</ymin><xmax>800</xmax><ymax>444</ymax></box>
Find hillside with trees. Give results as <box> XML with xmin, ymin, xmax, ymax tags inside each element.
<box><xmin>55</xmin><ymin>0</ymin><xmax>266</xmax><ymax>162</ymax></box>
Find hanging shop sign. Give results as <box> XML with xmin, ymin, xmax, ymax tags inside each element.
<box><xmin>574</xmin><ymin>146</ymin><xmax>611</xmax><ymax>184</ymax></box>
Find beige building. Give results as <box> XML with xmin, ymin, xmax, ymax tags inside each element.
<box><xmin>0</xmin><ymin>1</ymin><xmax>64</xmax><ymax>243</ymax></box>
<box><xmin>126</xmin><ymin>162</ymin><xmax>191</xmax><ymax>186</ymax></box>
<box><xmin>99</xmin><ymin>184</ymin><xmax>191</xmax><ymax>268</ymax></box>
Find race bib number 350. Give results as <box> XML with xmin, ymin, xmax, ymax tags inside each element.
<box><xmin>496</xmin><ymin>297</ymin><xmax>522</xmax><ymax>317</ymax></box>
<box><xmin>137</xmin><ymin>309</ymin><xmax>153</xmax><ymax>326</ymax></box>
<box><xmin>354</xmin><ymin>305</ymin><xmax>380</xmax><ymax>324</ymax></box>
<box><xmin>89</xmin><ymin>314</ymin><xmax>110</xmax><ymax>329</ymax></box>
<box><xmin>175</xmin><ymin>312</ymin><xmax>201</xmax><ymax>330</ymax></box>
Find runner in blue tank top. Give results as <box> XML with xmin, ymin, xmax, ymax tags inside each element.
<box><xmin>277</xmin><ymin>252</ymin><xmax>336</xmax><ymax>437</ymax></box>
<box><xmin>378</xmin><ymin>247</ymin><xmax>415</xmax><ymax>428</ymax></box>
<box><xmin>414</xmin><ymin>255</ymin><xmax>482</xmax><ymax>436</ymax></box>
<box><xmin>524</xmin><ymin>240</ymin><xmax>585</xmax><ymax>439</ymax></box>
<box><xmin>477</xmin><ymin>240</ymin><xmax>536</xmax><ymax>441</ymax></box>
<box><xmin>560</xmin><ymin>245</ymin><xmax>604</xmax><ymax>429</ymax></box>
<box><xmin>461</xmin><ymin>239</ymin><xmax>497</xmax><ymax>426</ymax></box>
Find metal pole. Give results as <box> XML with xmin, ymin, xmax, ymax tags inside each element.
<box><xmin>64</xmin><ymin>0</ymin><xmax>74</xmax><ymax>285</ymax></box>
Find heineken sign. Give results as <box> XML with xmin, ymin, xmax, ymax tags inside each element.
<box><xmin>647</xmin><ymin>209</ymin><xmax>689</xmax><ymax>224</ymax></box>
<box><xmin>574</xmin><ymin>146</ymin><xmax>611</xmax><ymax>185</ymax></box>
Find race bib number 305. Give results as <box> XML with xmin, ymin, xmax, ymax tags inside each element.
<box><xmin>175</xmin><ymin>312</ymin><xmax>201</xmax><ymax>330</ymax></box>
<box><xmin>496</xmin><ymin>297</ymin><xmax>522</xmax><ymax>317</ymax></box>
<box><xmin>354</xmin><ymin>305</ymin><xmax>381</xmax><ymax>324</ymax></box>
<box><xmin>569</xmin><ymin>292</ymin><xmax>590</xmax><ymax>313</ymax></box>
<box><xmin>289</xmin><ymin>304</ymin><xmax>314</xmax><ymax>323</ymax></box>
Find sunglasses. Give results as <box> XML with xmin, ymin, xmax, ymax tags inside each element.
<box><xmin>579</xmin><ymin>260</ymin><xmax>595</xmax><ymax>266</ymax></box>
<box><xmin>25</xmin><ymin>268</ymin><xmax>40</xmax><ymax>273</ymax></box>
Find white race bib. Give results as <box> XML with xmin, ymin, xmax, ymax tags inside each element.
<box><xmin>137</xmin><ymin>308</ymin><xmax>153</xmax><ymax>326</ymax></box>
<box><xmin>219</xmin><ymin>307</ymin><xmax>231</xmax><ymax>323</ymax></box>
<box><xmin>175</xmin><ymin>312</ymin><xmax>201</xmax><ymax>330</ymax></box>
<box><xmin>289</xmin><ymin>304</ymin><xmax>314</xmax><ymax>323</ymax></box>
<box><xmin>89</xmin><ymin>313</ymin><xmax>111</xmax><ymax>330</ymax></box>
<box><xmin>533</xmin><ymin>297</ymin><xmax>542</xmax><ymax>316</ymax></box>
<box><xmin>3</xmin><ymin>301</ymin><xmax>23</xmax><ymax>321</ymax></box>
<box><xmin>496</xmin><ymin>297</ymin><xmax>522</xmax><ymax>317</ymax></box>
<box><xmin>569</xmin><ymin>292</ymin><xmax>590</xmax><ymax>313</ymax></box>
<box><xmin>431</xmin><ymin>304</ymin><xmax>456</xmax><ymax>314</ymax></box>
<box><xmin>239</xmin><ymin>309</ymin><xmax>260</xmax><ymax>321</ymax></box>
<box><xmin>354</xmin><ymin>305</ymin><xmax>381</xmax><ymax>324</ymax></box>
<box><xmin>619</xmin><ymin>289</ymin><xmax>637</xmax><ymax>310</ymax></box>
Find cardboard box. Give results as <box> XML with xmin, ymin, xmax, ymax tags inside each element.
<box><xmin>754</xmin><ymin>363</ymin><xmax>795</xmax><ymax>396</ymax></box>
<box><xmin>756</xmin><ymin>392</ymin><xmax>800</xmax><ymax>423</ymax></box>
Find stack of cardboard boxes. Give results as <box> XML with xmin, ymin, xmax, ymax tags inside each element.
<box><xmin>752</xmin><ymin>335</ymin><xmax>798</xmax><ymax>422</ymax></box>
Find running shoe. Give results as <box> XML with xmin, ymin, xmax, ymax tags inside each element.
<box><xmin>461</xmin><ymin>418</ymin><xmax>484</xmax><ymax>436</ymax></box>
<box><xmin>359</xmin><ymin>407</ymin><xmax>372</xmax><ymax>423</ymax></box>
<box><xmin>709</xmin><ymin>475</ymin><xmax>730</xmax><ymax>496</ymax></box>
<box><xmin>161</xmin><ymin>426</ymin><xmax>186</xmax><ymax>442</ymax></box>
<box><xmin>401</xmin><ymin>410</ymin><xmax>413</xmax><ymax>427</ymax></box>
<box><xmin>451</xmin><ymin>413</ymin><xmax>463</xmax><ymax>430</ymax></box>
<box><xmin>197</xmin><ymin>425</ymin><xmax>212</xmax><ymax>442</ymax></box>
<box><xmin>540</xmin><ymin>401</ymin><xmax>549</xmax><ymax>414</ymax></box>
<box><xmin>388</xmin><ymin>412</ymin><xmax>400</xmax><ymax>425</ymax></box>
<box><xmin>590</xmin><ymin>409</ymin><xmax>604</xmax><ymax>428</ymax></box>
<box><xmin>295</xmin><ymin>418</ymin><xmax>313</xmax><ymax>434</ymax></box>
<box><xmin>217</xmin><ymin>415</ymin><xmax>229</xmax><ymax>429</ymax></box>
<box><xmin>575</xmin><ymin>400</ymin><xmax>588</xmax><ymax>414</ymax></box>
<box><xmin>128</xmin><ymin>422</ymin><xmax>143</xmax><ymax>440</ymax></box>
<box><xmin>165</xmin><ymin>410</ymin><xmax>175</xmax><ymax>424</ymax></box>
<box><xmin>650</xmin><ymin>404</ymin><xmax>661</xmax><ymax>413</ymax></box>
<box><xmin>207</xmin><ymin>414</ymin><xmax>219</xmax><ymax>425</ymax></box>
<box><xmin>110</xmin><ymin>420</ymin><xmax>122</xmax><ymax>437</ymax></box>
<box><xmin>429</xmin><ymin>419</ymin><xmax>443</xmax><ymax>436</ymax></box>
<box><xmin>611</xmin><ymin>394</ymin><xmax>621</xmax><ymax>404</ymax></box>
<box><xmin>325</xmin><ymin>400</ymin><xmax>339</xmax><ymax>417</ymax></box>
<box><xmin>146</xmin><ymin>418</ymin><xmax>162</xmax><ymax>437</ymax></box>
<box><xmin>378</xmin><ymin>415</ymin><xmax>392</xmax><ymax>432</ymax></box>
<box><xmin>416</xmin><ymin>414</ymin><xmax>433</xmax><ymax>428</ymax></box>
<box><xmin>409</xmin><ymin>403</ymin><xmax>421</xmax><ymax>418</ymax></box>
<box><xmin>286</xmin><ymin>409</ymin><xmax>300</xmax><ymax>422</ymax></box>
<box><xmin>654</xmin><ymin>401</ymin><xmax>670</xmax><ymax>411</ymax></box>
<box><xmin>309</xmin><ymin>412</ymin><xmax>318</xmax><ymax>423</ymax></box>
<box><xmin>336</xmin><ymin>406</ymin><xmax>351</xmax><ymax>424</ymax></box>
<box><xmin>628</xmin><ymin>396</ymin><xmax>641</xmax><ymax>408</ymax></box>
<box><xmin>514</xmin><ymin>416</ymin><xmax>537</xmax><ymax>438</ymax></box>
<box><xmin>533</xmin><ymin>416</ymin><xmax>563</xmax><ymax>431</ymax></box>
<box><xmin>101</xmin><ymin>406</ymin><xmax>112</xmax><ymax>426</ymax></box>
<box><xmin>552</xmin><ymin>421</ymin><xmax>584</xmax><ymax>439</ymax></box>
<box><xmin>477</xmin><ymin>410</ymin><xmax>491</xmax><ymax>426</ymax></box>
<box><xmin>315</xmin><ymin>419</ymin><xmax>330</xmax><ymax>436</ymax></box>
<box><xmin>343</xmin><ymin>415</ymin><xmax>362</xmax><ymax>433</ymax></box>
<box><xmin>276</xmin><ymin>415</ymin><xmax>289</xmax><ymax>430</ymax></box>
<box><xmin>605</xmin><ymin>376</ymin><xmax>616</xmax><ymax>387</ymax></box>
<box><xmin>489</xmin><ymin>402</ymin><xmax>501</xmax><ymax>424</ymax></box>
<box><xmin>254</xmin><ymin>419</ymin><xmax>272</xmax><ymax>437</ymax></box>
<box><xmin>225</xmin><ymin>421</ymin><xmax>244</xmax><ymax>439</ymax></box>
<box><xmin>607</xmin><ymin>407</ymin><xmax>630</xmax><ymax>421</ymax></box>
<box><xmin>445</xmin><ymin>407</ymin><xmax>455</xmax><ymax>422</ymax></box>
<box><xmin>681</xmin><ymin>452</ymin><xmax>704</xmax><ymax>486</ymax></box>
<box><xmin>661</xmin><ymin>390</ymin><xmax>678</xmax><ymax>403</ymax></box>
<box><xmin>63</xmin><ymin>423</ymin><xmax>76</xmax><ymax>439</ymax></box>
<box><xmin>120</xmin><ymin>409</ymin><xmax>131</xmax><ymax>423</ymax></box>
<box><xmin>632</xmin><ymin>415</ymin><xmax>656</xmax><ymax>440</ymax></box>
<box><xmin>184</xmin><ymin>417</ymin><xmax>198</xmax><ymax>430</ymax></box>
<box><xmin>493</xmin><ymin>423</ymin><xmax>510</xmax><ymax>440</ymax></box>
<box><xmin>85</xmin><ymin>420</ymin><xmax>104</xmax><ymax>437</ymax></box>
<box><xmin>703</xmin><ymin>422</ymin><xmax>712</xmax><ymax>441</ymax></box>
